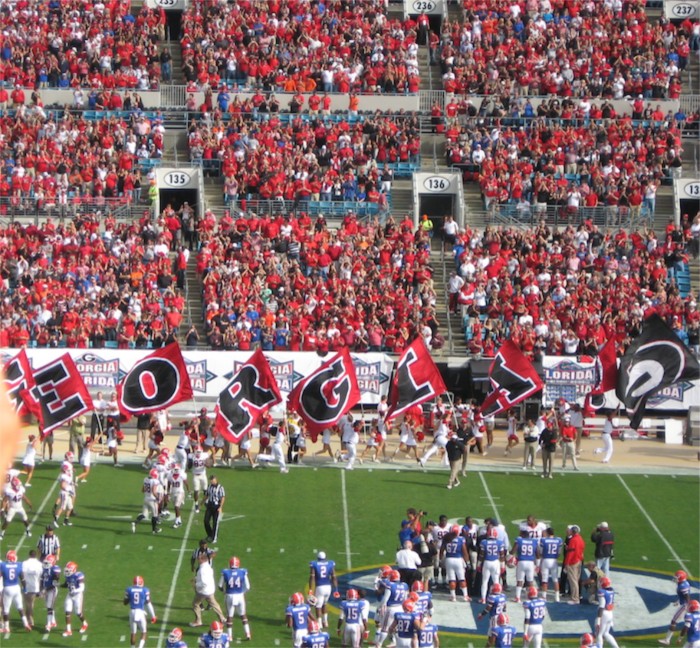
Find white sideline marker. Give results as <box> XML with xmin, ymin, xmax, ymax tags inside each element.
<box><xmin>81</xmin><ymin>544</ymin><xmax>88</xmax><ymax>550</ymax></box>
<box><xmin>114</xmin><ymin>545</ymin><xmax>120</xmax><ymax>550</ymax></box>
<box><xmin>147</xmin><ymin>545</ymin><xmax>153</xmax><ymax>551</ymax></box>
<box><xmin>641</xmin><ymin>555</ymin><xmax>648</xmax><ymax>561</ymax></box>
<box><xmin>120</xmin><ymin>635</ymin><xmax>126</xmax><ymax>642</ymax></box>
<box><xmin>246</xmin><ymin>547</ymin><xmax>252</xmax><ymax>553</ymax></box>
<box><xmin>280</xmin><ymin>548</ymin><xmax>285</xmax><ymax>553</ymax></box>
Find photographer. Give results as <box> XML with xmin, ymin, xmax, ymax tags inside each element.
<box><xmin>398</xmin><ymin>508</ymin><xmax>425</xmax><ymax>547</ymax></box>
<box><xmin>591</xmin><ymin>522</ymin><xmax>615</xmax><ymax>575</ymax></box>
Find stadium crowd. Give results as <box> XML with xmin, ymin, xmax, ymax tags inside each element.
<box><xmin>187</xmin><ymin>111</ymin><xmax>419</xmax><ymax>207</ymax></box>
<box><xmin>194</xmin><ymin>210</ymin><xmax>444</xmax><ymax>352</ymax></box>
<box><xmin>180</xmin><ymin>0</ymin><xmax>422</xmax><ymax>94</ymax></box>
<box><xmin>440</xmin><ymin>0</ymin><xmax>697</xmax><ymax>99</ymax></box>
<box><xmin>448</xmin><ymin>217</ymin><xmax>700</xmax><ymax>357</ymax></box>
<box><xmin>0</xmin><ymin>1</ymin><xmax>166</xmax><ymax>90</ymax></box>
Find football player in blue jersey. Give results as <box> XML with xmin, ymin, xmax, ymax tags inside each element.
<box><xmin>511</xmin><ymin>530</ymin><xmax>539</xmax><ymax>603</ymax></box>
<box><xmin>376</xmin><ymin>569</ymin><xmax>409</xmax><ymax>648</ymax></box>
<box><xmin>40</xmin><ymin>553</ymin><xmax>61</xmax><ymax>632</ymax></box>
<box><xmin>166</xmin><ymin>627</ymin><xmax>188</xmax><ymax>648</ymax></box>
<box><xmin>302</xmin><ymin>619</ymin><xmax>329</xmax><ymax>648</ymax></box>
<box><xmin>337</xmin><ymin>588</ymin><xmax>369</xmax><ymax>647</ymax></box>
<box><xmin>199</xmin><ymin>620</ymin><xmax>229</xmax><ymax>648</ymax></box>
<box><xmin>218</xmin><ymin>556</ymin><xmax>251</xmax><ymax>641</ymax></box>
<box><xmin>124</xmin><ymin>575</ymin><xmax>157</xmax><ymax>648</ymax></box>
<box><xmin>0</xmin><ymin>549</ymin><xmax>30</xmax><ymax>633</ymax></box>
<box><xmin>478</xmin><ymin>583</ymin><xmax>507</xmax><ymax>630</ymax></box>
<box><xmin>308</xmin><ymin>551</ymin><xmax>339</xmax><ymax>629</ymax></box>
<box><xmin>594</xmin><ymin>576</ymin><xmax>619</xmax><ymax>648</ymax></box>
<box><xmin>678</xmin><ymin>599</ymin><xmax>700</xmax><ymax>648</ymax></box>
<box><xmin>488</xmin><ymin>613</ymin><xmax>517</xmax><ymax>647</ymax></box>
<box><xmin>411</xmin><ymin>581</ymin><xmax>433</xmax><ymax>618</ymax></box>
<box><xmin>417</xmin><ymin>614</ymin><xmax>439</xmax><ymax>648</ymax></box>
<box><xmin>478</xmin><ymin>527</ymin><xmax>506</xmax><ymax>604</ymax></box>
<box><xmin>522</xmin><ymin>587</ymin><xmax>547</xmax><ymax>648</ymax></box>
<box><xmin>659</xmin><ymin>570</ymin><xmax>692</xmax><ymax>645</ymax></box>
<box><xmin>440</xmin><ymin>524</ymin><xmax>471</xmax><ymax>602</ymax></box>
<box><xmin>286</xmin><ymin>591</ymin><xmax>312</xmax><ymax>648</ymax></box>
<box><xmin>388</xmin><ymin>599</ymin><xmax>422</xmax><ymax>648</ymax></box>
<box><xmin>538</xmin><ymin>527</ymin><xmax>563</xmax><ymax>602</ymax></box>
<box><xmin>62</xmin><ymin>561</ymin><xmax>88</xmax><ymax>636</ymax></box>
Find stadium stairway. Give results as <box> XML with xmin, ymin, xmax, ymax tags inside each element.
<box><xmin>184</xmin><ymin>253</ymin><xmax>207</xmax><ymax>347</ymax></box>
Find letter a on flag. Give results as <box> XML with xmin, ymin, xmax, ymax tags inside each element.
<box><xmin>288</xmin><ymin>348</ymin><xmax>360</xmax><ymax>439</ymax></box>
<box><xmin>21</xmin><ymin>354</ymin><xmax>94</xmax><ymax>435</ymax></box>
<box><xmin>215</xmin><ymin>348</ymin><xmax>282</xmax><ymax>443</ymax></box>
<box><xmin>117</xmin><ymin>342</ymin><xmax>193</xmax><ymax>415</ymax></box>
<box><xmin>386</xmin><ymin>337</ymin><xmax>447</xmax><ymax>423</ymax></box>
<box><xmin>616</xmin><ymin>314</ymin><xmax>700</xmax><ymax>429</ymax></box>
<box><xmin>480</xmin><ymin>340</ymin><xmax>544</xmax><ymax>416</ymax></box>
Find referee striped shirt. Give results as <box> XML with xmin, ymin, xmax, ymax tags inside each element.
<box><xmin>204</xmin><ymin>483</ymin><xmax>225</xmax><ymax>508</ymax></box>
<box><xmin>37</xmin><ymin>532</ymin><xmax>61</xmax><ymax>560</ymax></box>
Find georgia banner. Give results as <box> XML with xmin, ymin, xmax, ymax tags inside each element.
<box><xmin>287</xmin><ymin>348</ymin><xmax>360</xmax><ymax>439</ymax></box>
<box><xmin>215</xmin><ymin>348</ymin><xmax>282</xmax><ymax>443</ymax></box>
<box><xmin>480</xmin><ymin>340</ymin><xmax>544</xmax><ymax>416</ymax></box>
<box><xmin>117</xmin><ymin>342</ymin><xmax>193</xmax><ymax>415</ymax></box>
<box><xmin>2</xmin><ymin>348</ymin><xmax>36</xmax><ymax>417</ymax></box>
<box><xmin>20</xmin><ymin>353</ymin><xmax>93</xmax><ymax>435</ymax></box>
<box><xmin>385</xmin><ymin>337</ymin><xmax>447</xmax><ymax>422</ymax></box>
<box><xmin>616</xmin><ymin>314</ymin><xmax>700</xmax><ymax>429</ymax></box>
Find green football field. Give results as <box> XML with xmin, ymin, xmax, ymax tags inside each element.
<box><xmin>1</xmin><ymin>457</ymin><xmax>697</xmax><ymax>648</ymax></box>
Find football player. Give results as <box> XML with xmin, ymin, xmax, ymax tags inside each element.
<box><xmin>678</xmin><ymin>600</ymin><xmax>700</xmax><ymax>648</ymax></box>
<box><xmin>124</xmin><ymin>575</ymin><xmax>157</xmax><ymax>648</ymax></box>
<box><xmin>520</xmin><ymin>516</ymin><xmax>548</xmax><ymax>539</ymax></box>
<box><xmin>659</xmin><ymin>570</ymin><xmax>692</xmax><ymax>645</ymax></box>
<box><xmin>168</xmin><ymin>463</ymin><xmax>190</xmax><ymax>529</ymax></box>
<box><xmin>419</xmin><ymin>412</ymin><xmax>450</xmax><ymax>466</ymax></box>
<box><xmin>431</xmin><ymin>515</ymin><xmax>451</xmax><ymax>587</ymax></box>
<box><xmin>286</xmin><ymin>592</ymin><xmax>312</xmax><ymax>648</ymax></box>
<box><xmin>0</xmin><ymin>476</ymin><xmax>32</xmax><ymax>538</ymax></box>
<box><xmin>412</xmin><ymin>581</ymin><xmax>433</xmax><ymax>618</ymax></box>
<box><xmin>53</xmin><ymin>463</ymin><xmax>76</xmax><ymax>527</ymax></box>
<box><xmin>62</xmin><ymin>560</ymin><xmax>88</xmax><ymax>637</ymax></box>
<box><xmin>303</xmin><ymin>619</ymin><xmax>329</xmax><ymax>648</ymax></box>
<box><xmin>510</xmin><ymin>530</ymin><xmax>539</xmax><ymax>602</ymax></box>
<box><xmin>522</xmin><ymin>587</ymin><xmax>547</xmax><ymax>648</ymax></box>
<box><xmin>132</xmin><ymin>468</ymin><xmax>163</xmax><ymax>534</ymax></box>
<box><xmin>166</xmin><ymin>627</ymin><xmax>188</xmax><ymax>648</ymax></box>
<box><xmin>308</xmin><ymin>551</ymin><xmax>339</xmax><ymax>628</ymax></box>
<box><xmin>375</xmin><ymin>569</ymin><xmax>408</xmax><ymax>648</ymax></box>
<box><xmin>440</xmin><ymin>524</ymin><xmax>471</xmax><ymax>602</ymax></box>
<box><xmin>539</xmin><ymin>527</ymin><xmax>563</xmax><ymax>602</ymax></box>
<box><xmin>387</xmin><ymin>599</ymin><xmax>422</xmax><ymax>648</ymax></box>
<box><xmin>255</xmin><ymin>421</ymin><xmax>289</xmax><ymax>473</ymax></box>
<box><xmin>0</xmin><ymin>549</ymin><xmax>31</xmax><ymax>632</ymax></box>
<box><xmin>580</xmin><ymin>632</ymin><xmax>595</xmax><ymax>647</ymax></box>
<box><xmin>417</xmin><ymin>613</ymin><xmax>439</xmax><ymax>648</ymax></box>
<box><xmin>191</xmin><ymin>446</ymin><xmax>212</xmax><ymax>513</ymax></box>
<box><xmin>40</xmin><ymin>554</ymin><xmax>61</xmax><ymax>632</ymax></box>
<box><xmin>199</xmin><ymin>620</ymin><xmax>230</xmax><ymax>648</ymax></box>
<box><xmin>477</xmin><ymin>583</ymin><xmax>507</xmax><ymax>630</ymax></box>
<box><xmin>478</xmin><ymin>527</ymin><xmax>506</xmax><ymax>604</ymax></box>
<box><xmin>337</xmin><ymin>588</ymin><xmax>369</xmax><ymax>648</ymax></box>
<box><xmin>218</xmin><ymin>556</ymin><xmax>251</xmax><ymax>641</ymax></box>
<box><xmin>594</xmin><ymin>576</ymin><xmax>619</xmax><ymax>648</ymax></box>
<box><xmin>487</xmin><ymin>613</ymin><xmax>517</xmax><ymax>647</ymax></box>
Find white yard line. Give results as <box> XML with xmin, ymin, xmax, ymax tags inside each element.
<box><xmin>16</xmin><ymin>478</ymin><xmax>59</xmax><ymax>553</ymax></box>
<box><xmin>156</xmin><ymin>509</ymin><xmax>196</xmax><ymax>648</ymax></box>
<box><xmin>478</xmin><ymin>472</ymin><xmax>502</xmax><ymax>521</ymax></box>
<box><xmin>616</xmin><ymin>475</ymin><xmax>690</xmax><ymax>574</ymax></box>
<box><xmin>341</xmin><ymin>469</ymin><xmax>352</xmax><ymax>571</ymax></box>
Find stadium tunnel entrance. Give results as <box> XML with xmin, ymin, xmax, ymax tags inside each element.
<box><xmin>419</xmin><ymin>193</ymin><xmax>454</xmax><ymax>239</ymax></box>
<box><xmin>159</xmin><ymin>188</ymin><xmax>198</xmax><ymax>216</ymax></box>
<box><xmin>165</xmin><ymin>10</ymin><xmax>182</xmax><ymax>40</ymax></box>
<box><xmin>680</xmin><ymin>197</ymin><xmax>699</xmax><ymax>223</ymax></box>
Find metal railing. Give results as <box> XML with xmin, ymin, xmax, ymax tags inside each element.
<box><xmin>0</xmin><ymin>196</ymin><xmax>152</xmax><ymax>225</ymax></box>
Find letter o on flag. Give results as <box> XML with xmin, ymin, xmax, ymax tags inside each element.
<box><xmin>121</xmin><ymin>358</ymin><xmax>181</xmax><ymax>411</ymax></box>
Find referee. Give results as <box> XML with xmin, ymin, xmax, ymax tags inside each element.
<box><xmin>37</xmin><ymin>525</ymin><xmax>61</xmax><ymax>561</ymax></box>
<box><xmin>203</xmin><ymin>475</ymin><xmax>225</xmax><ymax>543</ymax></box>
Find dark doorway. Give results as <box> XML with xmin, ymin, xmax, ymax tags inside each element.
<box><xmin>159</xmin><ymin>189</ymin><xmax>198</xmax><ymax>216</ymax></box>
<box><xmin>419</xmin><ymin>194</ymin><xmax>454</xmax><ymax>238</ymax></box>
<box><xmin>680</xmin><ymin>198</ymin><xmax>699</xmax><ymax>222</ymax></box>
<box><xmin>165</xmin><ymin>11</ymin><xmax>182</xmax><ymax>41</ymax></box>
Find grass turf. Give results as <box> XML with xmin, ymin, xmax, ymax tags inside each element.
<box><xmin>0</xmin><ymin>460</ymin><xmax>697</xmax><ymax>647</ymax></box>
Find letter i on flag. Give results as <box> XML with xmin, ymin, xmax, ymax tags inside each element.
<box><xmin>385</xmin><ymin>337</ymin><xmax>447</xmax><ymax>423</ymax></box>
<box><xmin>480</xmin><ymin>340</ymin><xmax>543</xmax><ymax>416</ymax></box>
<box><xmin>2</xmin><ymin>348</ymin><xmax>36</xmax><ymax>417</ymax></box>
<box><xmin>20</xmin><ymin>353</ymin><xmax>93</xmax><ymax>436</ymax></box>
<box><xmin>287</xmin><ymin>347</ymin><xmax>361</xmax><ymax>440</ymax></box>
<box><xmin>215</xmin><ymin>348</ymin><xmax>282</xmax><ymax>443</ymax></box>
<box><xmin>117</xmin><ymin>342</ymin><xmax>193</xmax><ymax>415</ymax></box>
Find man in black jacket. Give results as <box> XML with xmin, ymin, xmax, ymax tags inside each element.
<box><xmin>446</xmin><ymin>435</ymin><xmax>466</xmax><ymax>489</ymax></box>
<box><xmin>591</xmin><ymin>522</ymin><xmax>615</xmax><ymax>575</ymax></box>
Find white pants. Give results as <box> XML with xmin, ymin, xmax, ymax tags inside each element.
<box><xmin>596</xmin><ymin>610</ymin><xmax>619</xmax><ymax>648</ymax></box>
<box><xmin>129</xmin><ymin>608</ymin><xmax>147</xmax><ymax>633</ymax></box>
<box><xmin>516</xmin><ymin>561</ymin><xmax>536</xmax><ymax>584</ymax></box>
<box><xmin>271</xmin><ymin>444</ymin><xmax>286</xmax><ymax>470</ymax></box>
<box><xmin>601</xmin><ymin>434</ymin><xmax>613</xmax><ymax>462</ymax></box>
<box><xmin>445</xmin><ymin>556</ymin><xmax>466</xmax><ymax>582</ymax></box>
<box><xmin>540</xmin><ymin>559</ymin><xmax>558</xmax><ymax>585</ymax></box>
<box><xmin>344</xmin><ymin>442</ymin><xmax>356</xmax><ymax>470</ymax></box>
<box><xmin>2</xmin><ymin>585</ymin><xmax>22</xmax><ymax>612</ymax></box>
<box><xmin>224</xmin><ymin>593</ymin><xmax>246</xmax><ymax>617</ymax></box>
<box><xmin>343</xmin><ymin>623</ymin><xmax>363</xmax><ymax>648</ymax></box>
<box><xmin>481</xmin><ymin>561</ymin><xmax>500</xmax><ymax>601</ymax></box>
<box><xmin>65</xmin><ymin>592</ymin><xmax>83</xmax><ymax>615</ymax></box>
<box><xmin>525</xmin><ymin>624</ymin><xmax>543</xmax><ymax>648</ymax></box>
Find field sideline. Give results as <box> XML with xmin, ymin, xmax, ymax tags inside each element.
<box><xmin>1</xmin><ymin>430</ymin><xmax>697</xmax><ymax>648</ymax></box>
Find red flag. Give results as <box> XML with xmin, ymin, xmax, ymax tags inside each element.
<box><xmin>584</xmin><ymin>338</ymin><xmax>618</xmax><ymax>416</ymax></box>
<box><xmin>287</xmin><ymin>348</ymin><xmax>360</xmax><ymax>439</ymax></box>
<box><xmin>20</xmin><ymin>354</ymin><xmax>93</xmax><ymax>435</ymax></box>
<box><xmin>480</xmin><ymin>340</ymin><xmax>543</xmax><ymax>416</ymax></box>
<box><xmin>386</xmin><ymin>338</ymin><xmax>447</xmax><ymax>423</ymax></box>
<box><xmin>2</xmin><ymin>349</ymin><xmax>36</xmax><ymax>417</ymax></box>
<box><xmin>215</xmin><ymin>349</ymin><xmax>282</xmax><ymax>443</ymax></box>
<box><xmin>117</xmin><ymin>343</ymin><xmax>193</xmax><ymax>415</ymax></box>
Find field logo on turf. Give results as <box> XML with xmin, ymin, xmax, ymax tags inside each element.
<box><xmin>335</xmin><ymin>566</ymin><xmax>697</xmax><ymax>639</ymax></box>
<box><xmin>74</xmin><ymin>353</ymin><xmax>125</xmax><ymax>388</ymax></box>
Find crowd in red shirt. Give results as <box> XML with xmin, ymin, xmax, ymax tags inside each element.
<box><xmin>439</xmin><ymin>0</ymin><xmax>696</xmax><ymax>99</ymax></box>
<box><xmin>0</xmin><ymin>214</ymin><xmax>186</xmax><ymax>350</ymax></box>
<box><xmin>195</xmin><ymin>211</ymin><xmax>443</xmax><ymax>353</ymax></box>
<box><xmin>451</xmin><ymin>219</ymin><xmax>699</xmax><ymax>358</ymax></box>
<box><xmin>187</xmin><ymin>112</ymin><xmax>419</xmax><ymax>206</ymax></box>
<box><xmin>0</xmin><ymin>1</ymin><xmax>165</xmax><ymax>90</ymax></box>
<box><xmin>180</xmin><ymin>0</ymin><xmax>421</xmax><ymax>94</ymax></box>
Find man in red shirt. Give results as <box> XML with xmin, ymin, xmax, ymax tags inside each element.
<box><xmin>559</xmin><ymin>415</ymin><xmax>578</xmax><ymax>471</ymax></box>
<box><xmin>564</xmin><ymin>525</ymin><xmax>586</xmax><ymax>605</ymax></box>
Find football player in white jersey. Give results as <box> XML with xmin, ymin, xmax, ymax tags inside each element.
<box><xmin>168</xmin><ymin>464</ymin><xmax>190</xmax><ymax>528</ymax></box>
<box><xmin>255</xmin><ymin>421</ymin><xmax>289</xmax><ymax>473</ymax></box>
<box><xmin>191</xmin><ymin>446</ymin><xmax>212</xmax><ymax>513</ymax></box>
<box><xmin>520</xmin><ymin>516</ymin><xmax>548</xmax><ymax>539</ymax></box>
<box><xmin>132</xmin><ymin>469</ymin><xmax>163</xmax><ymax>534</ymax></box>
<box><xmin>53</xmin><ymin>465</ymin><xmax>76</xmax><ymax>528</ymax></box>
<box><xmin>431</xmin><ymin>516</ymin><xmax>451</xmax><ymax>587</ymax></box>
<box><xmin>420</xmin><ymin>413</ymin><xmax>451</xmax><ymax>466</ymax></box>
<box><xmin>0</xmin><ymin>476</ymin><xmax>32</xmax><ymax>538</ymax></box>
